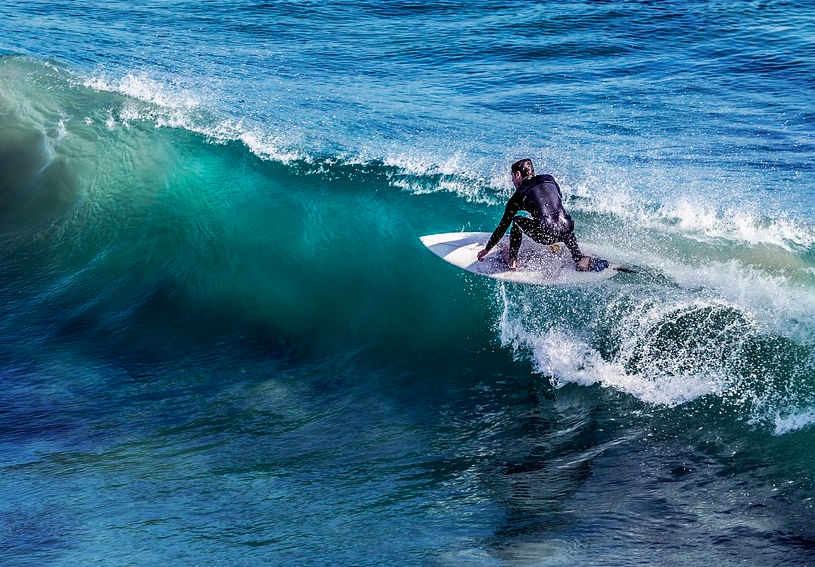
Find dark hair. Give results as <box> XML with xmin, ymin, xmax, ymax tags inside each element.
<box><xmin>511</xmin><ymin>158</ymin><xmax>535</xmax><ymax>180</ymax></box>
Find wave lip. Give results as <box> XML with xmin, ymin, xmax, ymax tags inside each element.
<box><xmin>82</xmin><ymin>70</ymin><xmax>306</xmax><ymax>164</ymax></box>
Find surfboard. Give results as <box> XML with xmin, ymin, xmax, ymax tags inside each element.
<box><xmin>420</xmin><ymin>232</ymin><xmax>619</xmax><ymax>285</ymax></box>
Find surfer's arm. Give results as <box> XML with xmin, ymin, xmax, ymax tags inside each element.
<box><xmin>478</xmin><ymin>194</ymin><xmax>520</xmax><ymax>260</ymax></box>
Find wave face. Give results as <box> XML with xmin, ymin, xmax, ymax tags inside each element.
<box><xmin>2</xmin><ymin>0</ymin><xmax>815</xmax><ymax>564</ymax></box>
<box><xmin>0</xmin><ymin>56</ymin><xmax>501</xmax><ymax>364</ymax></box>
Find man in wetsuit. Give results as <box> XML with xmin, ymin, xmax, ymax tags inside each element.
<box><xmin>477</xmin><ymin>158</ymin><xmax>592</xmax><ymax>271</ymax></box>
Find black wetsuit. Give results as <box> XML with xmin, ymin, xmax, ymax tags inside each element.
<box><xmin>485</xmin><ymin>174</ymin><xmax>583</xmax><ymax>264</ymax></box>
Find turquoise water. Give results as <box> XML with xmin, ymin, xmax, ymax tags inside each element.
<box><xmin>1</xmin><ymin>1</ymin><xmax>815</xmax><ymax>565</ymax></box>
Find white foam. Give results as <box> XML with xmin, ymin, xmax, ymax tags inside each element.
<box><xmin>571</xmin><ymin>185</ymin><xmax>815</xmax><ymax>252</ymax></box>
<box><xmin>55</xmin><ymin>118</ymin><xmax>67</xmax><ymax>142</ymax></box>
<box><xmin>663</xmin><ymin>199</ymin><xmax>814</xmax><ymax>250</ymax></box>
<box><xmin>82</xmin><ymin>71</ymin><xmax>306</xmax><ymax>163</ymax></box>
<box><xmin>668</xmin><ymin>259</ymin><xmax>815</xmax><ymax>343</ymax></box>
<box><xmin>500</xmin><ymin>321</ymin><xmax>723</xmax><ymax>407</ymax></box>
<box><xmin>497</xmin><ymin>287</ymin><xmax>733</xmax><ymax>407</ymax></box>
<box><xmin>772</xmin><ymin>407</ymin><xmax>815</xmax><ymax>436</ymax></box>
<box><xmin>382</xmin><ymin>150</ymin><xmax>466</xmax><ymax>177</ymax></box>
<box><xmin>495</xmin><ymin>253</ymin><xmax>815</xmax><ymax>426</ymax></box>
<box><xmin>84</xmin><ymin>72</ymin><xmax>203</xmax><ymax>111</ymax></box>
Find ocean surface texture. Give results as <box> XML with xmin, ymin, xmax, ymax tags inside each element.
<box><xmin>2</xmin><ymin>1</ymin><xmax>815</xmax><ymax>565</ymax></box>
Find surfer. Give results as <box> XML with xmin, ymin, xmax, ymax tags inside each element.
<box><xmin>477</xmin><ymin>159</ymin><xmax>594</xmax><ymax>271</ymax></box>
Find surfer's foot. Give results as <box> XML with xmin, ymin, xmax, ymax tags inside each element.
<box><xmin>576</xmin><ymin>256</ymin><xmax>591</xmax><ymax>271</ymax></box>
<box><xmin>501</xmin><ymin>248</ymin><xmax>518</xmax><ymax>270</ymax></box>
<box><xmin>575</xmin><ymin>256</ymin><xmax>610</xmax><ymax>272</ymax></box>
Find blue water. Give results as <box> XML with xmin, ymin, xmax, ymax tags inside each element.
<box><xmin>1</xmin><ymin>1</ymin><xmax>815</xmax><ymax>565</ymax></box>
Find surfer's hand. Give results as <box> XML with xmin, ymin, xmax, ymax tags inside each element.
<box><xmin>477</xmin><ymin>248</ymin><xmax>489</xmax><ymax>262</ymax></box>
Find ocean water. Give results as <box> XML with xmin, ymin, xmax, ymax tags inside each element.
<box><xmin>1</xmin><ymin>0</ymin><xmax>815</xmax><ymax>565</ymax></box>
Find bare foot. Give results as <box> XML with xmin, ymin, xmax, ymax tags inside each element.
<box><xmin>501</xmin><ymin>248</ymin><xmax>518</xmax><ymax>270</ymax></box>
<box><xmin>576</xmin><ymin>257</ymin><xmax>591</xmax><ymax>271</ymax></box>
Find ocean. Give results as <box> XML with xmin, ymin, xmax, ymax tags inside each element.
<box><xmin>1</xmin><ymin>0</ymin><xmax>814</xmax><ymax>565</ymax></box>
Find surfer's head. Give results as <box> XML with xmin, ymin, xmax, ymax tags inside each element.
<box><xmin>511</xmin><ymin>158</ymin><xmax>534</xmax><ymax>188</ymax></box>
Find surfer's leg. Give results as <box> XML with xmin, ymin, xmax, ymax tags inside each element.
<box><xmin>508</xmin><ymin>216</ymin><xmax>528</xmax><ymax>267</ymax></box>
<box><xmin>562</xmin><ymin>232</ymin><xmax>592</xmax><ymax>271</ymax></box>
<box><xmin>515</xmin><ymin>221</ymin><xmax>592</xmax><ymax>271</ymax></box>
<box><xmin>562</xmin><ymin>232</ymin><xmax>608</xmax><ymax>271</ymax></box>
<box><xmin>516</xmin><ymin>218</ymin><xmax>556</xmax><ymax>247</ymax></box>
<box><xmin>510</xmin><ymin>216</ymin><xmax>547</xmax><ymax>266</ymax></box>
<box><xmin>562</xmin><ymin>231</ymin><xmax>584</xmax><ymax>263</ymax></box>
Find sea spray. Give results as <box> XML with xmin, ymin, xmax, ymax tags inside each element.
<box><xmin>497</xmin><ymin>267</ymin><xmax>815</xmax><ymax>433</ymax></box>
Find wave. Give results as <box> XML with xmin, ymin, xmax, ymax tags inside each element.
<box><xmin>78</xmin><ymin>60</ymin><xmax>815</xmax><ymax>255</ymax></box>
<box><xmin>3</xmin><ymin>55</ymin><xmax>815</xmax><ymax>434</ymax></box>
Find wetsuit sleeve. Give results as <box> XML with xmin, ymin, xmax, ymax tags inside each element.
<box><xmin>485</xmin><ymin>193</ymin><xmax>521</xmax><ymax>251</ymax></box>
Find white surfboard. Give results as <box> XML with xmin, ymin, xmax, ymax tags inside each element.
<box><xmin>420</xmin><ymin>232</ymin><xmax>619</xmax><ymax>285</ymax></box>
